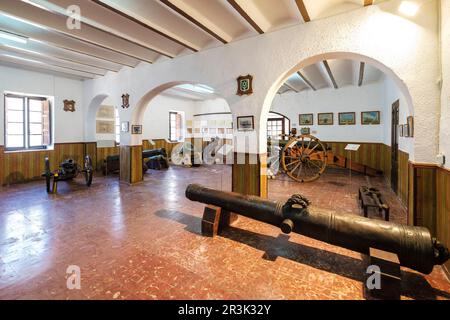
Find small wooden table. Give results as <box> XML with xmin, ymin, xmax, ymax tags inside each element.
<box><xmin>359</xmin><ymin>186</ymin><xmax>390</xmax><ymax>221</ymax></box>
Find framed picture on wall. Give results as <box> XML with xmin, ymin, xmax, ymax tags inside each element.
<box><xmin>237</xmin><ymin>116</ymin><xmax>254</xmax><ymax>131</ymax></box>
<box><xmin>407</xmin><ymin>116</ymin><xmax>414</xmax><ymax>137</ymax></box>
<box><xmin>318</xmin><ymin>113</ymin><xmax>333</xmax><ymax>125</ymax></box>
<box><xmin>403</xmin><ymin>124</ymin><xmax>410</xmax><ymax>137</ymax></box>
<box><xmin>338</xmin><ymin>112</ymin><xmax>356</xmax><ymax>125</ymax></box>
<box><xmin>361</xmin><ymin>111</ymin><xmax>381</xmax><ymax>125</ymax></box>
<box><xmin>121</xmin><ymin>121</ymin><xmax>129</xmax><ymax>133</ymax></box>
<box><xmin>398</xmin><ymin>124</ymin><xmax>404</xmax><ymax>137</ymax></box>
<box><xmin>131</xmin><ymin>125</ymin><xmax>142</xmax><ymax>134</ymax></box>
<box><xmin>300</xmin><ymin>127</ymin><xmax>310</xmax><ymax>135</ymax></box>
<box><xmin>299</xmin><ymin>114</ymin><xmax>313</xmax><ymax>125</ymax></box>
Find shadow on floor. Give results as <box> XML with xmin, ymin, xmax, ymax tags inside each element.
<box><xmin>155</xmin><ymin>209</ymin><xmax>450</xmax><ymax>300</ymax></box>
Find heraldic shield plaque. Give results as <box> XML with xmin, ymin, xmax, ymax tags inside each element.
<box><xmin>236</xmin><ymin>75</ymin><xmax>253</xmax><ymax>96</ymax></box>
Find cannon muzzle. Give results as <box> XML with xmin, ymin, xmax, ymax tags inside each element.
<box><xmin>186</xmin><ymin>184</ymin><xmax>450</xmax><ymax>274</ymax></box>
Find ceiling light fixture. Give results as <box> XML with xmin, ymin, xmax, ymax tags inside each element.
<box><xmin>0</xmin><ymin>30</ymin><xmax>28</xmax><ymax>44</ymax></box>
<box><xmin>398</xmin><ymin>1</ymin><xmax>420</xmax><ymax>17</ymax></box>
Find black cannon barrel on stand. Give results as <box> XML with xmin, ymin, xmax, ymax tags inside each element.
<box><xmin>185</xmin><ymin>184</ymin><xmax>450</xmax><ymax>274</ymax></box>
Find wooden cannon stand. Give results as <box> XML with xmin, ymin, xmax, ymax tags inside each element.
<box><xmin>201</xmin><ymin>205</ymin><xmax>238</xmax><ymax>237</ymax></box>
<box><xmin>358</xmin><ymin>186</ymin><xmax>390</xmax><ymax>221</ymax></box>
<box><xmin>201</xmin><ymin>203</ymin><xmax>401</xmax><ymax>299</ymax></box>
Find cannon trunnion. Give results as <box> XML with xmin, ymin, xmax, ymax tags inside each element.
<box><xmin>185</xmin><ymin>184</ymin><xmax>450</xmax><ymax>275</ymax></box>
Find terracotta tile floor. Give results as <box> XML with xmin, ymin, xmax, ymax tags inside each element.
<box><xmin>0</xmin><ymin>165</ymin><xmax>449</xmax><ymax>300</ymax></box>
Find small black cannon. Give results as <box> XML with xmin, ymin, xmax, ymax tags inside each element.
<box><xmin>185</xmin><ymin>184</ymin><xmax>450</xmax><ymax>275</ymax></box>
<box><xmin>42</xmin><ymin>156</ymin><xmax>93</xmax><ymax>193</ymax></box>
<box><xmin>143</xmin><ymin>148</ymin><xmax>169</xmax><ymax>170</ymax></box>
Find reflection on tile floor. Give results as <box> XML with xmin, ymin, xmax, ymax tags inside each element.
<box><xmin>0</xmin><ymin>165</ymin><xmax>449</xmax><ymax>300</ymax></box>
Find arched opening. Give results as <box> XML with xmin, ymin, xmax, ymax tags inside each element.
<box><xmin>131</xmin><ymin>82</ymin><xmax>234</xmax><ymax>190</ymax></box>
<box><xmin>263</xmin><ymin>52</ymin><xmax>414</xmax><ymax>225</ymax></box>
<box><xmin>86</xmin><ymin>94</ymin><xmax>121</xmax><ymax>173</ymax></box>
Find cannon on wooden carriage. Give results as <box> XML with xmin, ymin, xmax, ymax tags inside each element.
<box><xmin>102</xmin><ymin>148</ymin><xmax>168</xmax><ymax>175</ymax></box>
<box><xmin>268</xmin><ymin>134</ymin><xmax>382</xmax><ymax>182</ymax></box>
<box><xmin>143</xmin><ymin>148</ymin><xmax>169</xmax><ymax>170</ymax></box>
<box><xmin>42</xmin><ymin>156</ymin><xmax>93</xmax><ymax>193</ymax></box>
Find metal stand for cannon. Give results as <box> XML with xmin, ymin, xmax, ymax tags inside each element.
<box><xmin>364</xmin><ymin>248</ymin><xmax>401</xmax><ymax>300</ymax></box>
<box><xmin>201</xmin><ymin>205</ymin><xmax>238</xmax><ymax>237</ymax></box>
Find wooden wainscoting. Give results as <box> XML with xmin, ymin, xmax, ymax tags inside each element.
<box><xmin>143</xmin><ymin>139</ymin><xmax>179</xmax><ymax>158</ymax></box>
<box><xmin>0</xmin><ymin>145</ymin><xmax>4</xmax><ymax>186</ymax></box>
<box><xmin>397</xmin><ymin>150</ymin><xmax>409</xmax><ymax>207</ymax></box>
<box><xmin>232</xmin><ymin>153</ymin><xmax>267</xmax><ymax>198</ymax></box>
<box><xmin>84</xmin><ymin>142</ymin><xmax>97</xmax><ymax>170</ymax></box>
<box><xmin>96</xmin><ymin>146</ymin><xmax>120</xmax><ymax>171</ymax></box>
<box><xmin>411</xmin><ymin>163</ymin><xmax>437</xmax><ymax>236</ymax></box>
<box><xmin>2</xmin><ymin>143</ymin><xmax>85</xmax><ymax>185</ymax></box>
<box><xmin>119</xmin><ymin>145</ymin><xmax>143</xmax><ymax>185</ymax></box>
<box><xmin>437</xmin><ymin>167</ymin><xmax>450</xmax><ymax>277</ymax></box>
<box><xmin>325</xmin><ymin>142</ymin><xmax>390</xmax><ymax>174</ymax></box>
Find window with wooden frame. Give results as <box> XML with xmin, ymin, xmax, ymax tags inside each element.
<box><xmin>267</xmin><ymin>118</ymin><xmax>284</xmax><ymax>138</ymax></box>
<box><xmin>4</xmin><ymin>94</ymin><xmax>51</xmax><ymax>151</ymax></box>
<box><xmin>169</xmin><ymin>111</ymin><xmax>183</xmax><ymax>142</ymax></box>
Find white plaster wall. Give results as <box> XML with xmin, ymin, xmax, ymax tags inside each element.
<box><xmin>0</xmin><ymin>65</ymin><xmax>84</xmax><ymax>145</ymax></box>
<box><xmin>440</xmin><ymin>0</ymin><xmax>450</xmax><ymax>169</ymax></box>
<box><xmin>271</xmin><ymin>82</ymin><xmax>385</xmax><ymax>143</ymax></box>
<box><xmin>141</xmin><ymin>94</ymin><xmax>195</xmax><ymax>140</ymax></box>
<box><xmin>382</xmin><ymin>75</ymin><xmax>414</xmax><ymax>155</ymax></box>
<box><xmin>141</xmin><ymin>95</ymin><xmax>232</xmax><ymax>140</ymax></box>
<box><xmin>83</xmin><ymin>0</ymin><xmax>440</xmax><ymax>162</ymax></box>
<box><xmin>95</xmin><ymin>96</ymin><xmax>117</xmax><ymax>142</ymax></box>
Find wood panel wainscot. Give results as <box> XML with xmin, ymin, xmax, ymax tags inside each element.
<box><xmin>2</xmin><ymin>143</ymin><xmax>85</xmax><ymax>185</ymax></box>
<box><xmin>232</xmin><ymin>153</ymin><xmax>267</xmax><ymax>198</ymax></box>
<box><xmin>0</xmin><ymin>145</ymin><xmax>4</xmax><ymax>186</ymax></box>
<box><xmin>436</xmin><ymin>166</ymin><xmax>450</xmax><ymax>277</ymax></box>
<box><xmin>325</xmin><ymin>142</ymin><xmax>390</xmax><ymax>175</ymax></box>
<box><xmin>96</xmin><ymin>146</ymin><xmax>120</xmax><ymax>171</ymax></box>
<box><xmin>119</xmin><ymin>145</ymin><xmax>143</xmax><ymax>185</ymax></box>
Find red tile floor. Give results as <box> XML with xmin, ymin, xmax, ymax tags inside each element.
<box><xmin>0</xmin><ymin>165</ymin><xmax>449</xmax><ymax>300</ymax></box>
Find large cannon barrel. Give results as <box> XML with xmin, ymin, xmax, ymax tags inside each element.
<box><xmin>185</xmin><ymin>184</ymin><xmax>450</xmax><ymax>274</ymax></box>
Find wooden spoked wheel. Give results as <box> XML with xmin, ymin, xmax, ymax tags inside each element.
<box><xmin>281</xmin><ymin>135</ymin><xmax>327</xmax><ymax>183</ymax></box>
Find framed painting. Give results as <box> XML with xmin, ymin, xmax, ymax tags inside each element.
<box><xmin>338</xmin><ymin>112</ymin><xmax>356</xmax><ymax>125</ymax></box>
<box><xmin>318</xmin><ymin>113</ymin><xmax>333</xmax><ymax>125</ymax></box>
<box><xmin>237</xmin><ymin>116</ymin><xmax>254</xmax><ymax>131</ymax></box>
<box><xmin>361</xmin><ymin>111</ymin><xmax>380</xmax><ymax>125</ymax></box>
<box><xmin>407</xmin><ymin>116</ymin><xmax>414</xmax><ymax>137</ymax></box>
<box><xmin>96</xmin><ymin>120</ymin><xmax>114</xmax><ymax>134</ymax></box>
<box><xmin>299</xmin><ymin>114</ymin><xmax>313</xmax><ymax>126</ymax></box>
<box><xmin>300</xmin><ymin>127</ymin><xmax>310</xmax><ymax>135</ymax></box>
<box><xmin>131</xmin><ymin>125</ymin><xmax>142</xmax><ymax>135</ymax></box>
<box><xmin>121</xmin><ymin>121</ymin><xmax>129</xmax><ymax>133</ymax></box>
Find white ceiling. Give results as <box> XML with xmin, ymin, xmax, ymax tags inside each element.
<box><xmin>279</xmin><ymin>59</ymin><xmax>384</xmax><ymax>94</ymax></box>
<box><xmin>0</xmin><ymin>0</ymin><xmax>385</xmax><ymax>80</ymax></box>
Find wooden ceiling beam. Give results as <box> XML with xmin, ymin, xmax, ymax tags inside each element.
<box><xmin>283</xmin><ymin>81</ymin><xmax>300</xmax><ymax>93</ymax></box>
<box><xmin>91</xmin><ymin>0</ymin><xmax>198</xmax><ymax>52</ymax></box>
<box><xmin>358</xmin><ymin>62</ymin><xmax>365</xmax><ymax>87</ymax></box>
<box><xmin>160</xmin><ymin>0</ymin><xmax>227</xmax><ymax>44</ymax></box>
<box><xmin>0</xmin><ymin>0</ymin><xmax>160</xmax><ymax>63</ymax></box>
<box><xmin>322</xmin><ymin>60</ymin><xmax>338</xmax><ymax>89</ymax></box>
<box><xmin>295</xmin><ymin>0</ymin><xmax>311</xmax><ymax>23</ymax></box>
<box><xmin>297</xmin><ymin>71</ymin><xmax>316</xmax><ymax>91</ymax></box>
<box><xmin>227</xmin><ymin>0</ymin><xmax>264</xmax><ymax>34</ymax></box>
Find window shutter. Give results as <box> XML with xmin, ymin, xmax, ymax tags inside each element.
<box><xmin>176</xmin><ymin>113</ymin><xmax>182</xmax><ymax>141</ymax></box>
<box><xmin>42</xmin><ymin>100</ymin><xmax>51</xmax><ymax>146</ymax></box>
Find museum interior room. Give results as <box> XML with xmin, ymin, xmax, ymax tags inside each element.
<box><xmin>0</xmin><ymin>0</ymin><xmax>450</xmax><ymax>301</ymax></box>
